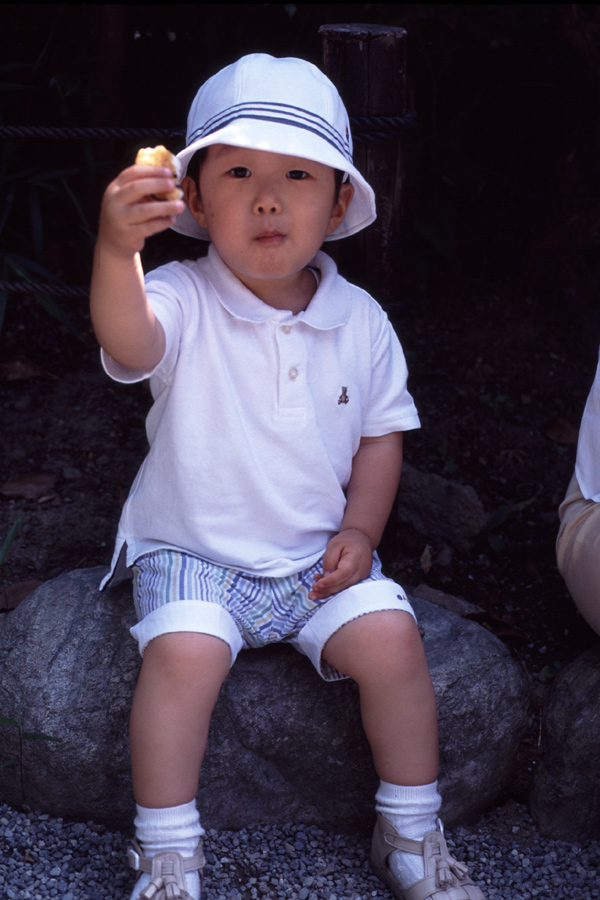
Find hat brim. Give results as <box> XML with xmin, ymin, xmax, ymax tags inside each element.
<box><xmin>170</xmin><ymin>119</ymin><xmax>376</xmax><ymax>241</ymax></box>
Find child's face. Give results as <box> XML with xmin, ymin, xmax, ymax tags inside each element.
<box><xmin>182</xmin><ymin>144</ymin><xmax>353</xmax><ymax>308</ymax></box>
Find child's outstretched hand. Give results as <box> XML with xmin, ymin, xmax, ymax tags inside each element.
<box><xmin>97</xmin><ymin>164</ymin><xmax>185</xmax><ymax>258</ymax></box>
<box><xmin>309</xmin><ymin>528</ymin><xmax>373</xmax><ymax>600</ymax></box>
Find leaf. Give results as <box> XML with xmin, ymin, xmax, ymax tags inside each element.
<box><xmin>22</xmin><ymin>732</ymin><xmax>63</xmax><ymax>743</ymax></box>
<box><xmin>541</xmin><ymin>417</ymin><xmax>579</xmax><ymax>445</ymax></box>
<box><xmin>488</xmin><ymin>504</ymin><xmax>511</xmax><ymax>531</ymax></box>
<box><xmin>420</xmin><ymin>543</ymin><xmax>433</xmax><ymax>574</ymax></box>
<box><xmin>488</xmin><ymin>533</ymin><xmax>505</xmax><ymax>553</ymax></box>
<box><xmin>1</xmin><ymin>579</ymin><xmax>43</xmax><ymax>610</ymax></box>
<box><xmin>0</xmin><ymin>519</ymin><xmax>22</xmax><ymax>566</ymax></box>
<box><xmin>0</xmin><ymin>758</ymin><xmax>19</xmax><ymax>769</ymax></box>
<box><xmin>0</xmin><ymin>472</ymin><xmax>57</xmax><ymax>500</ymax></box>
<box><xmin>0</xmin><ymin>716</ymin><xmax>19</xmax><ymax>728</ymax></box>
<box><xmin>0</xmin><ymin>354</ymin><xmax>58</xmax><ymax>382</ymax></box>
<box><xmin>3</xmin><ymin>257</ymin><xmax>83</xmax><ymax>342</ymax></box>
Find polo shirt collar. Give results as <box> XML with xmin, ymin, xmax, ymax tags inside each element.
<box><xmin>203</xmin><ymin>244</ymin><xmax>352</xmax><ymax>330</ymax></box>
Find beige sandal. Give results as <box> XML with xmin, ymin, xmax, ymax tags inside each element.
<box><xmin>127</xmin><ymin>839</ymin><xmax>205</xmax><ymax>900</ymax></box>
<box><xmin>370</xmin><ymin>813</ymin><xmax>485</xmax><ymax>900</ymax></box>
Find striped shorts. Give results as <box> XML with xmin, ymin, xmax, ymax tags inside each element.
<box><xmin>131</xmin><ymin>549</ymin><xmax>416</xmax><ymax>682</ymax></box>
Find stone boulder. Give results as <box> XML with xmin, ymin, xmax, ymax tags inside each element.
<box><xmin>530</xmin><ymin>644</ymin><xmax>600</xmax><ymax>841</ymax></box>
<box><xmin>0</xmin><ymin>567</ymin><xmax>530</xmax><ymax>831</ymax></box>
<box><xmin>397</xmin><ymin>462</ymin><xmax>488</xmax><ymax>553</ymax></box>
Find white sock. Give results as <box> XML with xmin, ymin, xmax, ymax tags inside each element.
<box><xmin>129</xmin><ymin>800</ymin><xmax>204</xmax><ymax>900</ymax></box>
<box><xmin>375</xmin><ymin>780</ymin><xmax>442</xmax><ymax>892</ymax></box>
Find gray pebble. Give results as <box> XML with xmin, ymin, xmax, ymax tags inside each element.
<box><xmin>0</xmin><ymin>800</ymin><xmax>599</xmax><ymax>899</ymax></box>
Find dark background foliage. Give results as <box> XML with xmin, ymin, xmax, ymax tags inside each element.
<box><xmin>2</xmin><ymin>3</ymin><xmax>600</xmax><ymax>308</ymax></box>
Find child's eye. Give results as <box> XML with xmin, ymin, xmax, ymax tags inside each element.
<box><xmin>287</xmin><ymin>170</ymin><xmax>308</xmax><ymax>180</ymax></box>
<box><xmin>229</xmin><ymin>167</ymin><xmax>251</xmax><ymax>178</ymax></box>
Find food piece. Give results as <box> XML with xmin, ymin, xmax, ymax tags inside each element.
<box><xmin>135</xmin><ymin>145</ymin><xmax>182</xmax><ymax>200</ymax></box>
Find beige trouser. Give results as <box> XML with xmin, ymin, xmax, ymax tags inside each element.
<box><xmin>556</xmin><ymin>472</ymin><xmax>600</xmax><ymax>635</ymax></box>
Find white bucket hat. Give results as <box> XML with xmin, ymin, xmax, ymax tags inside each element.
<box><xmin>172</xmin><ymin>53</ymin><xmax>376</xmax><ymax>241</ymax></box>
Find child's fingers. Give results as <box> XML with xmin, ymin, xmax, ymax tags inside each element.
<box><xmin>126</xmin><ymin>196</ymin><xmax>184</xmax><ymax>222</ymax></box>
<box><xmin>309</xmin><ymin>559</ymin><xmax>359</xmax><ymax>599</ymax></box>
<box><xmin>98</xmin><ymin>194</ymin><xmax>184</xmax><ymax>255</ymax></box>
<box><xmin>108</xmin><ymin>176</ymin><xmax>181</xmax><ymax>209</ymax></box>
<box><xmin>321</xmin><ymin>541</ymin><xmax>344</xmax><ymax>578</ymax></box>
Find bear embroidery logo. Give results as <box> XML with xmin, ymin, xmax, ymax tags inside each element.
<box><xmin>338</xmin><ymin>387</ymin><xmax>349</xmax><ymax>405</ymax></box>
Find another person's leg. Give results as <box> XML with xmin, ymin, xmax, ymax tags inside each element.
<box><xmin>557</xmin><ymin>473</ymin><xmax>600</xmax><ymax>635</ymax></box>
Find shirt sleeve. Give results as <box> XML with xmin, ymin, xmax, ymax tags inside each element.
<box><xmin>575</xmin><ymin>348</ymin><xmax>600</xmax><ymax>501</ymax></box>
<box><xmin>361</xmin><ymin>308</ymin><xmax>420</xmax><ymax>436</ymax></box>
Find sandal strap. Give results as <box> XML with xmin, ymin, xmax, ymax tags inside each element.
<box><xmin>372</xmin><ymin>813</ymin><xmax>484</xmax><ymax>900</ymax></box>
<box><xmin>128</xmin><ymin>839</ymin><xmax>205</xmax><ymax>875</ymax></box>
<box><xmin>128</xmin><ymin>840</ymin><xmax>205</xmax><ymax>900</ymax></box>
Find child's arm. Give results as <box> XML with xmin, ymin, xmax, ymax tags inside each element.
<box><xmin>309</xmin><ymin>431</ymin><xmax>403</xmax><ymax>600</ymax></box>
<box><xmin>90</xmin><ymin>164</ymin><xmax>185</xmax><ymax>371</ymax></box>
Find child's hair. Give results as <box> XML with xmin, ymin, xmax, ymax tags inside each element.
<box><xmin>186</xmin><ymin>147</ymin><xmax>345</xmax><ymax>202</ymax></box>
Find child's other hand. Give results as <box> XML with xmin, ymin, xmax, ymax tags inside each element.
<box><xmin>308</xmin><ymin>528</ymin><xmax>373</xmax><ymax>600</ymax></box>
<box><xmin>97</xmin><ymin>164</ymin><xmax>185</xmax><ymax>258</ymax></box>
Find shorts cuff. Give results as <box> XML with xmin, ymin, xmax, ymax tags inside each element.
<box><xmin>130</xmin><ymin>599</ymin><xmax>244</xmax><ymax>663</ymax></box>
<box><xmin>297</xmin><ymin>581</ymin><xmax>416</xmax><ymax>682</ymax></box>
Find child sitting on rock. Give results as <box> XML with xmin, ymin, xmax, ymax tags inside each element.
<box><xmin>91</xmin><ymin>53</ymin><xmax>485</xmax><ymax>900</ymax></box>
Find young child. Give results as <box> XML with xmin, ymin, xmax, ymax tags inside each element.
<box><xmin>91</xmin><ymin>54</ymin><xmax>485</xmax><ymax>900</ymax></box>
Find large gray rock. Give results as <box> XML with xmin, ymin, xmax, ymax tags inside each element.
<box><xmin>530</xmin><ymin>644</ymin><xmax>600</xmax><ymax>841</ymax></box>
<box><xmin>0</xmin><ymin>567</ymin><xmax>529</xmax><ymax>830</ymax></box>
<box><xmin>397</xmin><ymin>462</ymin><xmax>487</xmax><ymax>553</ymax></box>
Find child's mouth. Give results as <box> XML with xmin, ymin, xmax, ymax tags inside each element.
<box><xmin>256</xmin><ymin>231</ymin><xmax>285</xmax><ymax>243</ymax></box>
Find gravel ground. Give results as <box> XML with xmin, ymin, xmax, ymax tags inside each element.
<box><xmin>1</xmin><ymin>799</ymin><xmax>598</xmax><ymax>900</ymax></box>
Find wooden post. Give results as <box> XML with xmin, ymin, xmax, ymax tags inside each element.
<box><xmin>319</xmin><ymin>24</ymin><xmax>407</xmax><ymax>305</ymax></box>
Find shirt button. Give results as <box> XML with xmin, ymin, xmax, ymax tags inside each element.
<box><xmin>288</xmin><ymin>367</ymin><xmax>299</xmax><ymax>380</ymax></box>
<box><xmin>281</xmin><ymin>325</ymin><xmax>292</xmax><ymax>334</ymax></box>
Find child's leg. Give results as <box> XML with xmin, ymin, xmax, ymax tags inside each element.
<box><xmin>322</xmin><ymin>610</ymin><xmax>484</xmax><ymax>899</ymax></box>
<box><xmin>322</xmin><ymin>609</ymin><xmax>439</xmax><ymax>786</ymax></box>
<box><xmin>128</xmin><ymin>631</ymin><xmax>231</xmax><ymax>900</ymax></box>
<box><xmin>130</xmin><ymin>631</ymin><xmax>231</xmax><ymax>806</ymax></box>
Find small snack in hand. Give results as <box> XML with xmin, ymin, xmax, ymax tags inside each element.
<box><xmin>135</xmin><ymin>145</ymin><xmax>182</xmax><ymax>200</ymax></box>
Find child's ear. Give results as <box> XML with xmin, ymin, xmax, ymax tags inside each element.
<box><xmin>327</xmin><ymin>182</ymin><xmax>354</xmax><ymax>235</ymax></box>
<box><xmin>182</xmin><ymin>175</ymin><xmax>207</xmax><ymax>229</ymax></box>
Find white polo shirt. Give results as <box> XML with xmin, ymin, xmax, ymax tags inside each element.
<box><xmin>101</xmin><ymin>245</ymin><xmax>420</xmax><ymax>583</ymax></box>
<box><xmin>576</xmin><ymin>346</ymin><xmax>600</xmax><ymax>501</ymax></box>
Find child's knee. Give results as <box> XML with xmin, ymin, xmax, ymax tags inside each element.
<box><xmin>359</xmin><ymin>609</ymin><xmax>421</xmax><ymax>649</ymax></box>
<box><xmin>364</xmin><ymin>610</ymin><xmax>425</xmax><ymax>668</ymax></box>
<box><xmin>324</xmin><ymin>609</ymin><xmax>424</xmax><ymax>680</ymax></box>
<box><xmin>143</xmin><ymin>631</ymin><xmax>231</xmax><ymax>684</ymax></box>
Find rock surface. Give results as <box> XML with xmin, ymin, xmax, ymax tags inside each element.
<box><xmin>0</xmin><ymin>567</ymin><xmax>530</xmax><ymax>830</ymax></box>
<box><xmin>529</xmin><ymin>643</ymin><xmax>600</xmax><ymax>841</ymax></box>
<box><xmin>396</xmin><ymin>462</ymin><xmax>488</xmax><ymax>553</ymax></box>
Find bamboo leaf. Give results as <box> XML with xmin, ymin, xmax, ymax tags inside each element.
<box><xmin>28</xmin><ymin>183</ymin><xmax>44</xmax><ymax>259</ymax></box>
<box><xmin>0</xmin><ymin>716</ymin><xmax>19</xmax><ymax>728</ymax></box>
<box><xmin>22</xmin><ymin>732</ymin><xmax>63</xmax><ymax>743</ymax></box>
<box><xmin>0</xmin><ymin>187</ymin><xmax>15</xmax><ymax>235</ymax></box>
<box><xmin>0</xmin><ymin>520</ymin><xmax>22</xmax><ymax>567</ymax></box>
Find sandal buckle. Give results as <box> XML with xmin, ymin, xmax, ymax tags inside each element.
<box><xmin>128</xmin><ymin>846</ymin><xmax>142</xmax><ymax>871</ymax></box>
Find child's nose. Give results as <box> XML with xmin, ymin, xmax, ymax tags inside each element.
<box><xmin>252</xmin><ymin>182</ymin><xmax>281</xmax><ymax>215</ymax></box>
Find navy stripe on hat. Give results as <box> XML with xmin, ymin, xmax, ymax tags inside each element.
<box><xmin>187</xmin><ymin>101</ymin><xmax>352</xmax><ymax>163</ymax></box>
